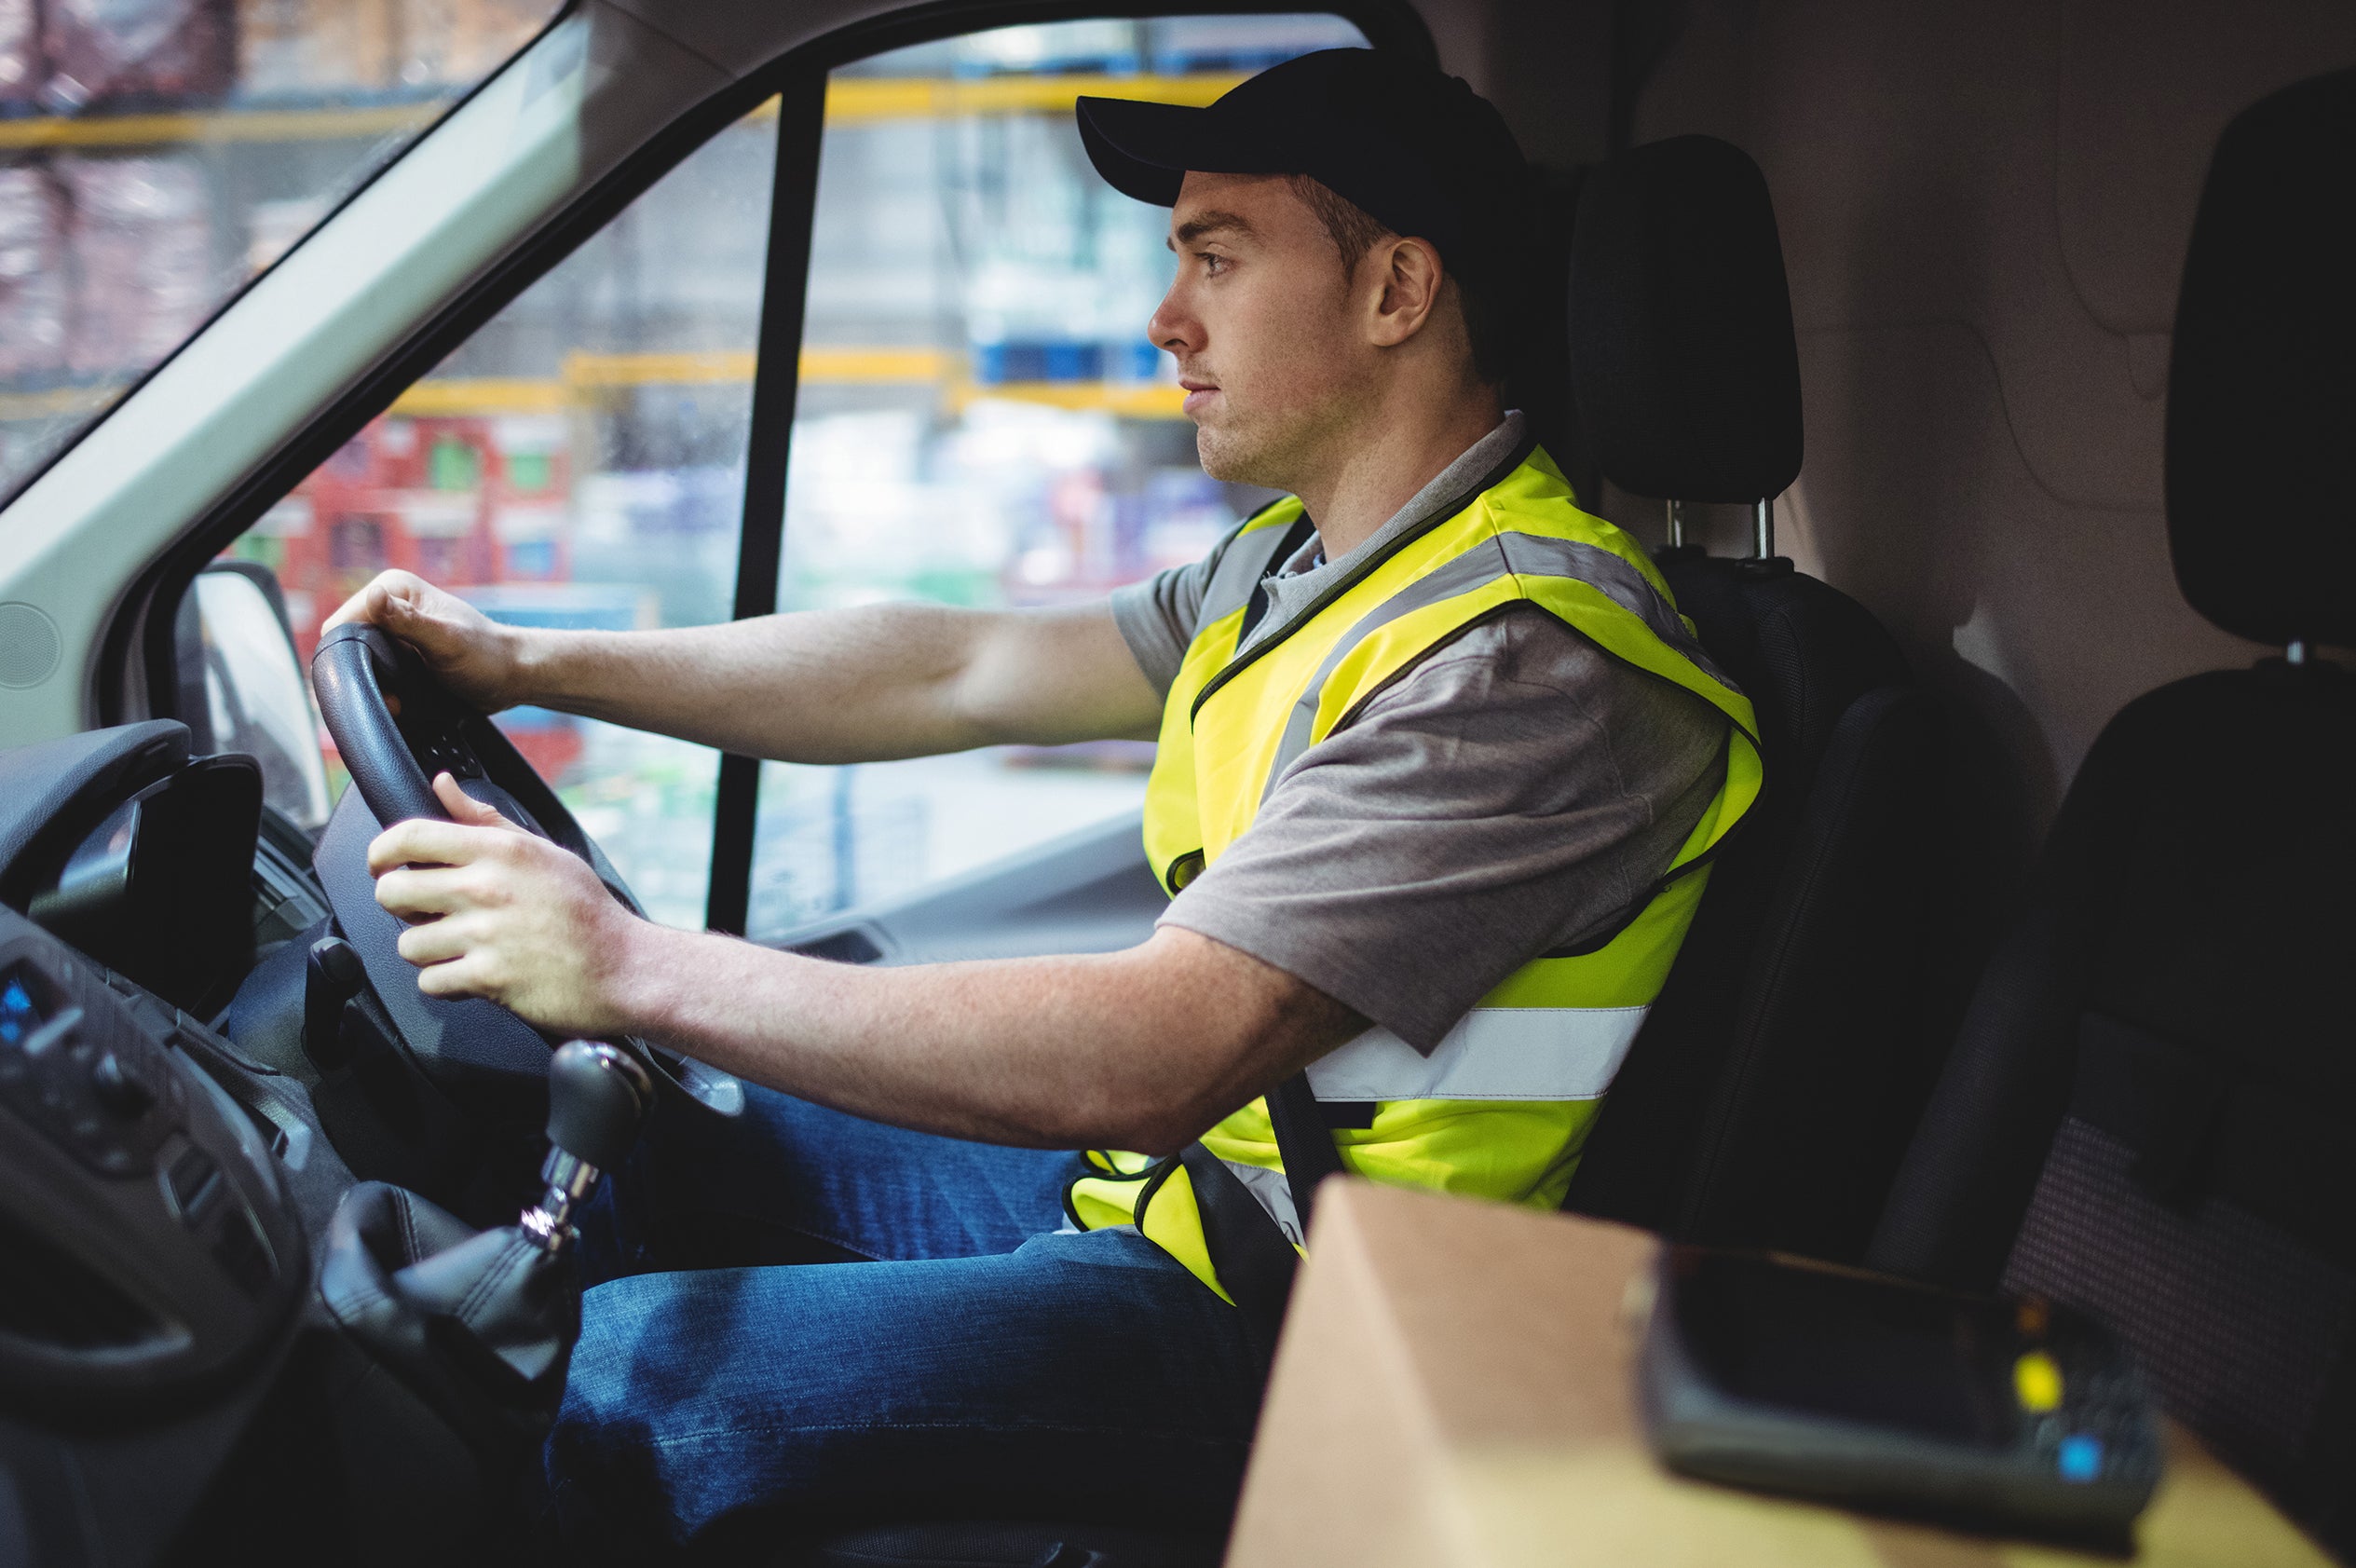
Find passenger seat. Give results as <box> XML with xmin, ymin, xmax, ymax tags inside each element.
<box><xmin>1559</xmin><ymin>136</ymin><xmax>1947</xmax><ymax>1264</ymax></box>
<box><xmin>1867</xmin><ymin>68</ymin><xmax>2356</xmax><ymax>1556</ymax></box>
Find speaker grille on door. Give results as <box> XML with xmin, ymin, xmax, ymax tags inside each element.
<box><xmin>0</xmin><ymin>604</ymin><xmax>60</xmax><ymax>689</ymax></box>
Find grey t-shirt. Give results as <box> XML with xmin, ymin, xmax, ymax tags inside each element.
<box><xmin>1110</xmin><ymin>414</ymin><xmax>1734</xmax><ymax>1051</ymax></box>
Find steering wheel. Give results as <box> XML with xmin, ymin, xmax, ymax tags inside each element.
<box><xmin>309</xmin><ymin>621</ymin><xmax>742</xmax><ymax>1122</ymax></box>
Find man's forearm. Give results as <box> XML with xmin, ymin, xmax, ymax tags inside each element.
<box><xmin>608</xmin><ymin>923</ymin><xmax>1363</xmax><ymax>1153</ymax></box>
<box><xmin>511</xmin><ymin>602</ymin><xmax>1158</xmax><ymax>764</ymax></box>
<box><xmin>511</xmin><ymin>607</ymin><xmax>1000</xmax><ymax>763</ymax></box>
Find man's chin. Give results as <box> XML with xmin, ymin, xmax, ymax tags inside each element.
<box><xmin>1195</xmin><ymin>426</ymin><xmax>1269</xmax><ymax>487</ymax></box>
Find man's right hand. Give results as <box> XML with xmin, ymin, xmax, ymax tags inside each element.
<box><xmin>322</xmin><ymin>570</ymin><xmax>530</xmax><ymax>713</ymax></box>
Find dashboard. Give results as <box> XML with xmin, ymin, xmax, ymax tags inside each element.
<box><xmin>0</xmin><ymin>721</ymin><xmax>388</xmax><ymax>1564</ymax></box>
<box><xmin>0</xmin><ymin>713</ymin><xmax>747</xmax><ymax>1565</ymax></box>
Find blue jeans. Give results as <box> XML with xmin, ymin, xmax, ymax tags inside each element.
<box><xmin>544</xmin><ymin>1084</ymin><xmax>1264</xmax><ymax>1556</ymax></box>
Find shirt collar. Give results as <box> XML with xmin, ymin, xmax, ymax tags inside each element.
<box><xmin>1273</xmin><ymin>409</ymin><xmax>1529</xmax><ymax>582</ymax></box>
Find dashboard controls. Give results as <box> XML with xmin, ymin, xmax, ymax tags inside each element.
<box><xmin>90</xmin><ymin>1050</ymin><xmax>156</xmax><ymax>1118</ymax></box>
<box><xmin>167</xmin><ymin>1147</ymin><xmax>224</xmax><ymax>1226</ymax></box>
<box><xmin>0</xmin><ymin>971</ymin><xmax>39</xmax><ymax>1043</ymax></box>
<box><xmin>411</xmin><ymin>726</ymin><xmax>483</xmax><ymax>784</ymax></box>
<box><xmin>0</xmin><ymin>976</ymin><xmax>181</xmax><ymax>1180</ymax></box>
<box><xmin>0</xmin><ymin>905</ymin><xmax>304</xmax><ymax>1404</ymax></box>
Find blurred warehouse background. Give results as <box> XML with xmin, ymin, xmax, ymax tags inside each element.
<box><xmin>0</xmin><ymin>3</ymin><xmax>1364</xmax><ymax>934</ymax></box>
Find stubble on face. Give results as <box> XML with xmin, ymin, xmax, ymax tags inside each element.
<box><xmin>1164</xmin><ymin>174</ymin><xmax>1371</xmax><ymax>496</ymax></box>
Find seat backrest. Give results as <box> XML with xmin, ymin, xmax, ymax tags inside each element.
<box><xmin>1559</xmin><ymin>136</ymin><xmax>1946</xmax><ymax>1263</ymax></box>
<box><xmin>1868</xmin><ymin>68</ymin><xmax>2356</xmax><ymax>1553</ymax></box>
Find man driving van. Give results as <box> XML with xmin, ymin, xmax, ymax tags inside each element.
<box><xmin>328</xmin><ymin>48</ymin><xmax>1755</xmax><ymax>1550</ymax></box>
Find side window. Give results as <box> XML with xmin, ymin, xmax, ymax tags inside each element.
<box><xmin>743</xmin><ymin>13</ymin><xmax>1366</xmax><ymax>942</ymax></box>
<box><xmin>208</xmin><ymin>96</ymin><xmax>781</xmax><ymax>929</ymax></box>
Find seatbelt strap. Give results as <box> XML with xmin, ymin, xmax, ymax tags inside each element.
<box><xmin>1265</xmin><ymin>1070</ymin><xmax>1344</xmax><ymax>1236</ymax></box>
<box><xmin>1179</xmin><ymin>1144</ymin><xmax>1297</xmax><ymax>1368</ymax></box>
<box><xmin>1178</xmin><ymin>1076</ymin><xmax>1343</xmax><ymax>1368</ymax></box>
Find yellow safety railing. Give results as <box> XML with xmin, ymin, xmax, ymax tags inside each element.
<box><xmin>380</xmin><ymin>348</ymin><xmax>1184</xmax><ymax>419</ymax></box>
<box><xmin>0</xmin><ymin>348</ymin><xmax>1185</xmax><ymax>423</ymax></box>
<box><xmin>0</xmin><ymin>74</ymin><xmax>1244</xmax><ymax>151</ymax></box>
<box><xmin>0</xmin><ymin>102</ymin><xmax>438</xmax><ymax>150</ymax></box>
<box><xmin>0</xmin><ymin>384</ymin><xmax>123</xmax><ymax>420</ymax></box>
<box><xmin>822</xmin><ymin>73</ymin><xmax>1239</xmax><ymax>121</ymax></box>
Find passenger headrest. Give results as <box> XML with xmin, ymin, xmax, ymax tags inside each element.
<box><xmin>1567</xmin><ymin>135</ymin><xmax>1803</xmax><ymax>504</ymax></box>
<box><xmin>2167</xmin><ymin>67</ymin><xmax>2356</xmax><ymax>648</ymax></box>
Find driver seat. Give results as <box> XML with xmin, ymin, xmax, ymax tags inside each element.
<box><xmin>1558</xmin><ymin>136</ymin><xmax>1947</xmax><ymax>1261</ymax></box>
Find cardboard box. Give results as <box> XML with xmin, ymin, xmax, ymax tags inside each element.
<box><xmin>40</xmin><ymin>0</ymin><xmax>233</xmax><ymax>111</ymax></box>
<box><xmin>0</xmin><ymin>166</ymin><xmax>67</xmax><ymax>381</ymax></box>
<box><xmin>0</xmin><ymin>0</ymin><xmax>39</xmax><ymax>111</ymax></box>
<box><xmin>57</xmin><ymin>155</ymin><xmax>213</xmax><ymax>378</ymax></box>
<box><xmin>234</xmin><ymin>0</ymin><xmax>401</xmax><ymax>98</ymax></box>
<box><xmin>1231</xmin><ymin>1182</ymin><xmax>2336</xmax><ymax>1568</ymax></box>
<box><xmin>389</xmin><ymin>0</ymin><xmax>550</xmax><ymax>91</ymax></box>
<box><xmin>235</xmin><ymin>0</ymin><xmax>546</xmax><ymax>98</ymax></box>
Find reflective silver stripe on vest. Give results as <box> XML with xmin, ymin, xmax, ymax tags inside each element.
<box><xmin>1304</xmin><ymin>1004</ymin><xmax>1649</xmax><ymax>1102</ymax></box>
<box><xmin>1260</xmin><ymin>531</ymin><xmax>1734</xmax><ymax>802</ymax></box>
<box><xmin>1196</xmin><ymin>513</ymin><xmax>1305</xmax><ymax>630</ymax></box>
<box><xmin>1225</xmin><ymin>1004</ymin><xmax>1646</xmax><ymax>1243</ymax></box>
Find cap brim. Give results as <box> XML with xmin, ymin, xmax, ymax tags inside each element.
<box><xmin>1076</xmin><ymin>96</ymin><xmax>1285</xmax><ymax>206</ymax></box>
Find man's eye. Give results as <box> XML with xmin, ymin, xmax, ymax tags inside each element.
<box><xmin>1199</xmin><ymin>252</ymin><xmax>1227</xmax><ymax>276</ymax></box>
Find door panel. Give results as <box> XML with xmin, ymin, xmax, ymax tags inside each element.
<box><xmin>769</xmin><ymin>809</ymin><xmax>1165</xmax><ymax>964</ymax></box>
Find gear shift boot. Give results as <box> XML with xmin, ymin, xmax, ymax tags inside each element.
<box><xmin>316</xmin><ymin>1041</ymin><xmax>655</xmax><ymax>1456</ymax></box>
<box><xmin>320</xmin><ymin>1181</ymin><xmax>579</xmax><ymax>1452</ymax></box>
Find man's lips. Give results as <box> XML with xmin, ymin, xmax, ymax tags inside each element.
<box><xmin>1178</xmin><ymin>378</ymin><xmax>1219</xmax><ymax>416</ymax></box>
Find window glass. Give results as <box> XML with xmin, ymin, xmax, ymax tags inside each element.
<box><xmin>210</xmin><ymin>96</ymin><xmax>778</xmax><ymax>929</ymax></box>
<box><xmin>745</xmin><ymin>14</ymin><xmax>1366</xmax><ymax>943</ymax></box>
<box><xmin>0</xmin><ymin>0</ymin><xmax>560</xmax><ymax>499</ymax></box>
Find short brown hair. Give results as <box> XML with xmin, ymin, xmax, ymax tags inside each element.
<box><xmin>1285</xmin><ymin>174</ymin><xmax>1511</xmax><ymax>385</ymax></box>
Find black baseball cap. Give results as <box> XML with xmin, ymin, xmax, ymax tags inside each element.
<box><xmin>1076</xmin><ymin>49</ymin><xmax>1528</xmax><ymax>285</ymax></box>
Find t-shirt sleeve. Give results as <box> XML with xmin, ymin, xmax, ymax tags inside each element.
<box><xmin>1110</xmin><ymin>558</ymin><xmax>1212</xmax><ymax>700</ymax></box>
<box><xmin>1156</xmin><ymin>607</ymin><xmax>1731</xmax><ymax>1050</ymax></box>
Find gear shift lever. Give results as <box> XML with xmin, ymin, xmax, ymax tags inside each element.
<box><xmin>318</xmin><ymin>1037</ymin><xmax>660</xmax><ymax>1494</ymax></box>
<box><xmin>518</xmin><ymin>1040</ymin><xmax>654</xmax><ymax>1253</ymax></box>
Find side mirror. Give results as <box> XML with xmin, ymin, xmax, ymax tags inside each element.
<box><xmin>174</xmin><ymin>561</ymin><xmax>334</xmax><ymax>833</ymax></box>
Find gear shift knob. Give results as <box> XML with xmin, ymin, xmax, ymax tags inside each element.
<box><xmin>519</xmin><ymin>1041</ymin><xmax>654</xmax><ymax>1253</ymax></box>
<box><xmin>548</xmin><ymin>1038</ymin><xmax>652</xmax><ymax>1170</ymax></box>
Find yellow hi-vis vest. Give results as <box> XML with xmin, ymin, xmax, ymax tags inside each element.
<box><xmin>1064</xmin><ymin>443</ymin><xmax>1763</xmax><ymax>1303</ymax></box>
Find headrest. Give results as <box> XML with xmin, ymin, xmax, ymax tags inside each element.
<box><xmin>2166</xmin><ymin>67</ymin><xmax>2356</xmax><ymax>648</ymax></box>
<box><xmin>1567</xmin><ymin>135</ymin><xmax>1803</xmax><ymax>504</ymax></box>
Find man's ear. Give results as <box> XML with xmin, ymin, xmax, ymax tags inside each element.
<box><xmin>1366</xmin><ymin>236</ymin><xmax>1446</xmax><ymax>348</ymax></box>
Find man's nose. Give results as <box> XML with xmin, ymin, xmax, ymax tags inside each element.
<box><xmin>1147</xmin><ymin>287</ymin><xmax>1198</xmax><ymax>358</ymax></box>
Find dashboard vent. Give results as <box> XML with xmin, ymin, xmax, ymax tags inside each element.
<box><xmin>0</xmin><ymin>1207</ymin><xmax>162</xmax><ymax>1349</ymax></box>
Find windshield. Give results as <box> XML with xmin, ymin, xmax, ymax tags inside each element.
<box><xmin>0</xmin><ymin>0</ymin><xmax>562</xmax><ymax>502</ymax></box>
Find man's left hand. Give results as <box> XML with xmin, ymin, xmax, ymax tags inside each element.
<box><xmin>367</xmin><ymin>772</ymin><xmax>648</xmax><ymax>1038</ymax></box>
